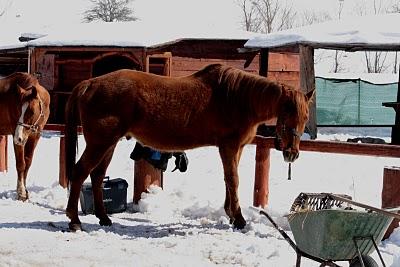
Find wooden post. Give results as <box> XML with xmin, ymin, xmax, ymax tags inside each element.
<box><xmin>253</xmin><ymin>48</ymin><xmax>271</xmax><ymax>207</ymax></box>
<box><xmin>392</xmin><ymin>71</ymin><xmax>400</xmax><ymax>145</ymax></box>
<box><xmin>382</xmin><ymin>166</ymin><xmax>400</xmax><ymax>239</ymax></box>
<box><xmin>299</xmin><ymin>45</ymin><xmax>317</xmax><ymax>139</ymax></box>
<box><xmin>0</xmin><ymin>135</ymin><xmax>8</xmax><ymax>172</ymax></box>
<box><xmin>253</xmin><ymin>140</ymin><xmax>270</xmax><ymax>207</ymax></box>
<box><xmin>58</xmin><ymin>136</ymin><xmax>68</xmax><ymax>188</ymax></box>
<box><xmin>133</xmin><ymin>159</ymin><xmax>163</xmax><ymax>204</ymax></box>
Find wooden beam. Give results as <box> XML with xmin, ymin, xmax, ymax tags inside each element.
<box><xmin>382</xmin><ymin>166</ymin><xmax>400</xmax><ymax>239</ymax></box>
<box><xmin>299</xmin><ymin>45</ymin><xmax>317</xmax><ymax>139</ymax></box>
<box><xmin>392</xmin><ymin>70</ymin><xmax>400</xmax><ymax>144</ymax></box>
<box><xmin>253</xmin><ymin>48</ymin><xmax>271</xmax><ymax>208</ymax></box>
<box><xmin>59</xmin><ymin>136</ymin><xmax>67</xmax><ymax>188</ymax></box>
<box><xmin>253</xmin><ymin>141</ymin><xmax>270</xmax><ymax>207</ymax></box>
<box><xmin>259</xmin><ymin>48</ymin><xmax>269</xmax><ymax>77</ymax></box>
<box><xmin>133</xmin><ymin>160</ymin><xmax>163</xmax><ymax>204</ymax></box>
<box><xmin>43</xmin><ymin>124</ymin><xmax>83</xmax><ymax>133</ymax></box>
<box><xmin>253</xmin><ymin>136</ymin><xmax>400</xmax><ymax>158</ymax></box>
<box><xmin>0</xmin><ymin>136</ymin><xmax>7</xmax><ymax>172</ymax></box>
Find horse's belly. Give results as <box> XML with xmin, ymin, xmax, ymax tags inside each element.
<box><xmin>128</xmin><ymin>130</ymin><xmax>215</xmax><ymax>151</ymax></box>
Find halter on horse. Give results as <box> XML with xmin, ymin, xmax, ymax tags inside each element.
<box><xmin>0</xmin><ymin>73</ymin><xmax>50</xmax><ymax>200</ymax></box>
<box><xmin>14</xmin><ymin>89</ymin><xmax>45</xmax><ymax>145</ymax></box>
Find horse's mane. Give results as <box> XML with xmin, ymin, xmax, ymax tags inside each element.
<box><xmin>192</xmin><ymin>64</ymin><xmax>307</xmax><ymax>119</ymax></box>
<box><xmin>193</xmin><ymin>64</ymin><xmax>284</xmax><ymax>117</ymax></box>
<box><xmin>0</xmin><ymin>72</ymin><xmax>38</xmax><ymax>94</ymax></box>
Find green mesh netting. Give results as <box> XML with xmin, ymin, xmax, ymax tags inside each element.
<box><xmin>316</xmin><ymin>77</ymin><xmax>397</xmax><ymax>125</ymax></box>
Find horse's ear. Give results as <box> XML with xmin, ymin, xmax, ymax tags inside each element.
<box><xmin>305</xmin><ymin>89</ymin><xmax>315</xmax><ymax>103</ymax></box>
<box><xmin>27</xmin><ymin>86</ymin><xmax>38</xmax><ymax>99</ymax></box>
<box><xmin>19</xmin><ymin>85</ymin><xmax>37</xmax><ymax>101</ymax></box>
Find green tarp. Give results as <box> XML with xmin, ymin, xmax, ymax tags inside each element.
<box><xmin>316</xmin><ymin>77</ymin><xmax>397</xmax><ymax>125</ymax></box>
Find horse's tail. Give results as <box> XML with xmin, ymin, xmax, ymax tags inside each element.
<box><xmin>65</xmin><ymin>80</ymin><xmax>89</xmax><ymax>182</ymax></box>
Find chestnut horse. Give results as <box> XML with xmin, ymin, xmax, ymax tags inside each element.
<box><xmin>0</xmin><ymin>72</ymin><xmax>50</xmax><ymax>200</ymax></box>
<box><xmin>65</xmin><ymin>64</ymin><xmax>314</xmax><ymax>231</ymax></box>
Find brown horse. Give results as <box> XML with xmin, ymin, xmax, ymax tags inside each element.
<box><xmin>0</xmin><ymin>72</ymin><xmax>50</xmax><ymax>200</ymax></box>
<box><xmin>64</xmin><ymin>64</ymin><xmax>314</xmax><ymax>231</ymax></box>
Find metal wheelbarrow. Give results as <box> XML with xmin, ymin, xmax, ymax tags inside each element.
<box><xmin>256</xmin><ymin>192</ymin><xmax>400</xmax><ymax>267</ymax></box>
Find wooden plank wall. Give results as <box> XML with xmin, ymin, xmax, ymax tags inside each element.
<box><xmin>170</xmin><ymin>52</ymin><xmax>300</xmax><ymax>89</ymax></box>
<box><xmin>57</xmin><ymin>62</ymin><xmax>92</xmax><ymax>92</ymax></box>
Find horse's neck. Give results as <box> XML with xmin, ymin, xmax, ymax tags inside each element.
<box><xmin>239</xmin><ymin>75</ymin><xmax>283</xmax><ymax>122</ymax></box>
<box><xmin>0</xmin><ymin>77</ymin><xmax>21</xmax><ymax>133</ymax></box>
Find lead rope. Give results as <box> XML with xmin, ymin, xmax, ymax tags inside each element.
<box><xmin>288</xmin><ymin>163</ymin><xmax>292</xmax><ymax>180</ymax></box>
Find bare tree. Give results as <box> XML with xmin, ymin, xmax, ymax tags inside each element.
<box><xmin>351</xmin><ymin>0</ymin><xmax>394</xmax><ymax>73</ymax></box>
<box><xmin>389</xmin><ymin>0</ymin><xmax>400</xmax><ymax>73</ymax></box>
<box><xmin>236</xmin><ymin>0</ymin><xmax>263</xmax><ymax>32</ymax></box>
<box><xmin>299</xmin><ymin>10</ymin><xmax>331</xmax><ymax>26</ymax></box>
<box><xmin>236</xmin><ymin>0</ymin><xmax>296</xmax><ymax>34</ymax></box>
<box><xmin>332</xmin><ymin>0</ymin><xmax>346</xmax><ymax>73</ymax></box>
<box><xmin>393</xmin><ymin>52</ymin><xmax>398</xmax><ymax>73</ymax></box>
<box><xmin>0</xmin><ymin>0</ymin><xmax>11</xmax><ymax>17</ymax></box>
<box><xmin>365</xmin><ymin>51</ymin><xmax>389</xmax><ymax>73</ymax></box>
<box><xmin>389</xmin><ymin>0</ymin><xmax>400</xmax><ymax>12</ymax></box>
<box><xmin>83</xmin><ymin>0</ymin><xmax>137</xmax><ymax>22</ymax></box>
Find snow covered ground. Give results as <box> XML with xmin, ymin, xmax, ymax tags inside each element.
<box><xmin>0</xmin><ymin>129</ymin><xmax>399</xmax><ymax>266</ymax></box>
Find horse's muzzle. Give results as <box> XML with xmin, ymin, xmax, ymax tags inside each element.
<box><xmin>283</xmin><ymin>149</ymin><xmax>299</xmax><ymax>163</ymax></box>
<box><xmin>13</xmin><ymin>136</ymin><xmax>27</xmax><ymax>146</ymax></box>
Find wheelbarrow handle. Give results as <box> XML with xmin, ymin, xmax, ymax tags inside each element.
<box><xmin>327</xmin><ymin>193</ymin><xmax>400</xmax><ymax>220</ymax></box>
<box><xmin>252</xmin><ymin>207</ymin><xmax>334</xmax><ymax>266</ymax></box>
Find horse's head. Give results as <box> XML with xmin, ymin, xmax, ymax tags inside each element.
<box><xmin>14</xmin><ymin>85</ymin><xmax>45</xmax><ymax>146</ymax></box>
<box><xmin>275</xmin><ymin>88</ymin><xmax>315</xmax><ymax>162</ymax></box>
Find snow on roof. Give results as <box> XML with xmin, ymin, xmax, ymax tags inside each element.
<box><xmin>0</xmin><ymin>21</ymin><xmax>262</xmax><ymax>50</ymax></box>
<box><xmin>245</xmin><ymin>13</ymin><xmax>400</xmax><ymax>51</ymax></box>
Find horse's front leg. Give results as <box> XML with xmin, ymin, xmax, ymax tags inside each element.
<box><xmin>89</xmin><ymin>144</ymin><xmax>116</xmax><ymax>227</ymax></box>
<box><xmin>13</xmin><ymin>143</ymin><xmax>28</xmax><ymax>201</ymax></box>
<box><xmin>219</xmin><ymin>144</ymin><xmax>245</xmax><ymax>229</ymax></box>
<box><xmin>19</xmin><ymin>136</ymin><xmax>40</xmax><ymax>201</ymax></box>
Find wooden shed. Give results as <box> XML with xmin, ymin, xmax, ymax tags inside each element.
<box><xmin>0</xmin><ymin>21</ymin><xmax>301</xmax><ymax>123</ymax></box>
<box><xmin>243</xmin><ymin>13</ymin><xmax>400</xmax><ymax>238</ymax></box>
<box><xmin>0</xmin><ymin>21</ymin><xmax>300</xmax><ymax>202</ymax></box>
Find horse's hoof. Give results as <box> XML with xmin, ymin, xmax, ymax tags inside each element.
<box><xmin>99</xmin><ymin>217</ymin><xmax>112</xmax><ymax>226</ymax></box>
<box><xmin>233</xmin><ymin>216</ymin><xmax>246</xmax><ymax>230</ymax></box>
<box><xmin>17</xmin><ymin>194</ymin><xmax>28</xmax><ymax>202</ymax></box>
<box><xmin>69</xmin><ymin>222</ymin><xmax>82</xmax><ymax>232</ymax></box>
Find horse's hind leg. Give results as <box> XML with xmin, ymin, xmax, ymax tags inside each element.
<box><xmin>66</xmin><ymin>142</ymin><xmax>116</xmax><ymax>231</ymax></box>
<box><xmin>219</xmin><ymin>144</ymin><xmax>246</xmax><ymax>229</ymax></box>
<box><xmin>90</xmin><ymin>143</ymin><xmax>117</xmax><ymax>227</ymax></box>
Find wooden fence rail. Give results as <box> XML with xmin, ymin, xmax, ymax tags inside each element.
<box><xmin>252</xmin><ymin>136</ymin><xmax>400</xmax><ymax>208</ymax></box>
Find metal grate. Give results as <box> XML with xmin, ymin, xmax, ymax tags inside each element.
<box><xmin>290</xmin><ymin>192</ymin><xmax>352</xmax><ymax>213</ymax></box>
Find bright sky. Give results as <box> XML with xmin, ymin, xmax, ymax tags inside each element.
<box><xmin>1</xmin><ymin>0</ymin><xmax>397</xmax><ymax>37</ymax></box>
<box><xmin>0</xmin><ymin>0</ymin><xmax>398</xmax><ymax>73</ymax></box>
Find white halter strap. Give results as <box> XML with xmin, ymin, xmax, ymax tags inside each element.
<box><xmin>17</xmin><ymin>94</ymin><xmax>44</xmax><ymax>133</ymax></box>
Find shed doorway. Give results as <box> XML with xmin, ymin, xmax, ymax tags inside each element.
<box><xmin>92</xmin><ymin>54</ymin><xmax>140</xmax><ymax>77</ymax></box>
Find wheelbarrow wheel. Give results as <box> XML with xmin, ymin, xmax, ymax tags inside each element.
<box><xmin>349</xmin><ymin>255</ymin><xmax>378</xmax><ymax>267</ymax></box>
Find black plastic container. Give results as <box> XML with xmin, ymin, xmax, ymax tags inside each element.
<box><xmin>79</xmin><ymin>177</ymin><xmax>128</xmax><ymax>214</ymax></box>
